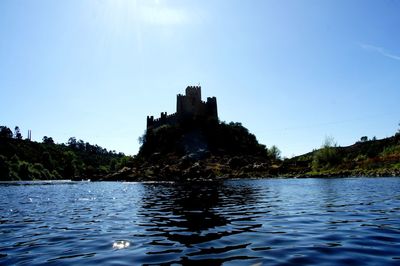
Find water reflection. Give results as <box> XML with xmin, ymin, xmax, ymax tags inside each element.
<box><xmin>1</xmin><ymin>179</ymin><xmax>399</xmax><ymax>265</ymax></box>
<box><xmin>135</xmin><ymin>181</ymin><xmax>264</xmax><ymax>263</ymax></box>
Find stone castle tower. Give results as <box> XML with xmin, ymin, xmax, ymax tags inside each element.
<box><xmin>147</xmin><ymin>86</ymin><xmax>218</xmax><ymax>129</ymax></box>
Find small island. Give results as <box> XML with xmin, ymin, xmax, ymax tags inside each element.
<box><xmin>1</xmin><ymin>85</ymin><xmax>399</xmax><ymax>182</ymax></box>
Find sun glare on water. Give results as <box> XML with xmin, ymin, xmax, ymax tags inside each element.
<box><xmin>112</xmin><ymin>240</ymin><xmax>130</xmax><ymax>249</ymax></box>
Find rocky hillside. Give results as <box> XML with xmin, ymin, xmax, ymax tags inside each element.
<box><xmin>103</xmin><ymin>119</ymin><xmax>282</xmax><ymax>181</ymax></box>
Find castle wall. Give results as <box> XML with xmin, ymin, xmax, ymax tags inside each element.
<box><xmin>179</xmin><ymin>95</ymin><xmax>206</xmax><ymax>118</ymax></box>
<box><xmin>185</xmin><ymin>86</ymin><xmax>201</xmax><ymax>101</ymax></box>
<box><xmin>147</xmin><ymin>112</ymin><xmax>178</xmax><ymax>129</ymax></box>
<box><xmin>147</xmin><ymin>86</ymin><xmax>218</xmax><ymax>129</ymax></box>
<box><xmin>206</xmin><ymin>97</ymin><xmax>218</xmax><ymax>118</ymax></box>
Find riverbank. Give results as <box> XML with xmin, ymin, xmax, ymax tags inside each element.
<box><xmin>99</xmin><ymin>153</ymin><xmax>400</xmax><ymax>182</ymax></box>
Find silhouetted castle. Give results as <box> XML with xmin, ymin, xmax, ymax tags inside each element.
<box><xmin>147</xmin><ymin>86</ymin><xmax>218</xmax><ymax>129</ymax></box>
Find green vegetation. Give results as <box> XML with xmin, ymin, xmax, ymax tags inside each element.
<box><xmin>285</xmin><ymin>129</ymin><xmax>400</xmax><ymax>177</ymax></box>
<box><xmin>311</xmin><ymin>136</ymin><xmax>341</xmax><ymax>171</ymax></box>
<box><xmin>0</xmin><ymin>125</ymin><xmax>130</xmax><ymax>181</ymax></box>
<box><xmin>2</xmin><ymin>121</ymin><xmax>399</xmax><ymax>181</ymax></box>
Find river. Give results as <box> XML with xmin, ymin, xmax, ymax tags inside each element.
<box><xmin>1</xmin><ymin>177</ymin><xmax>399</xmax><ymax>265</ymax></box>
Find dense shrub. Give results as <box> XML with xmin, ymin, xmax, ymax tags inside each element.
<box><xmin>312</xmin><ymin>137</ymin><xmax>341</xmax><ymax>170</ymax></box>
<box><xmin>138</xmin><ymin>120</ymin><xmax>270</xmax><ymax>158</ymax></box>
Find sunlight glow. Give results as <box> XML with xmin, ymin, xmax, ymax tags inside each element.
<box><xmin>92</xmin><ymin>0</ymin><xmax>189</xmax><ymax>27</ymax></box>
<box><xmin>141</xmin><ymin>4</ymin><xmax>188</xmax><ymax>25</ymax></box>
<box><xmin>87</xmin><ymin>0</ymin><xmax>191</xmax><ymax>50</ymax></box>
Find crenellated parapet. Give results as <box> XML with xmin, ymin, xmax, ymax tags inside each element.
<box><xmin>185</xmin><ymin>86</ymin><xmax>201</xmax><ymax>100</ymax></box>
<box><xmin>147</xmin><ymin>86</ymin><xmax>218</xmax><ymax>129</ymax></box>
<box><xmin>149</xmin><ymin>112</ymin><xmax>178</xmax><ymax>129</ymax></box>
<box><xmin>147</xmin><ymin>115</ymin><xmax>155</xmax><ymax>128</ymax></box>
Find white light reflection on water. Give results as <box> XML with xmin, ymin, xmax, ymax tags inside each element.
<box><xmin>112</xmin><ymin>240</ymin><xmax>130</xmax><ymax>249</ymax></box>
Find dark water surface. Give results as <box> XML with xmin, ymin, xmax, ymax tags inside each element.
<box><xmin>1</xmin><ymin>178</ymin><xmax>400</xmax><ymax>265</ymax></box>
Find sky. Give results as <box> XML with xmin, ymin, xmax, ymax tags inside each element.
<box><xmin>1</xmin><ymin>0</ymin><xmax>399</xmax><ymax>157</ymax></box>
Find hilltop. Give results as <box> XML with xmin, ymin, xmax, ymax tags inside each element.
<box><xmin>282</xmin><ymin>133</ymin><xmax>400</xmax><ymax>177</ymax></box>
<box><xmin>108</xmin><ymin>119</ymin><xmax>281</xmax><ymax>181</ymax></box>
<box><xmin>98</xmin><ymin>85</ymin><xmax>281</xmax><ymax>181</ymax></box>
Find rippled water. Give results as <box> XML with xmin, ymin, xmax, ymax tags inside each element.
<box><xmin>1</xmin><ymin>178</ymin><xmax>400</xmax><ymax>265</ymax></box>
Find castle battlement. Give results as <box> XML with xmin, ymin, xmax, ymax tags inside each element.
<box><xmin>147</xmin><ymin>86</ymin><xmax>218</xmax><ymax>129</ymax></box>
<box><xmin>151</xmin><ymin>112</ymin><xmax>178</xmax><ymax>124</ymax></box>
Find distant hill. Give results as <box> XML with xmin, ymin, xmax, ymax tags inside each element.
<box><xmin>0</xmin><ymin>126</ymin><xmax>129</xmax><ymax>181</ymax></box>
<box><xmin>282</xmin><ymin>133</ymin><xmax>400</xmax><ymax>177</ymax></box>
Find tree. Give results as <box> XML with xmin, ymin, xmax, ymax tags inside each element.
<box><xmin>67</xmin><ymin>137</ymin><xmax>77</xmax><ymax>148</ymax></box>
<box><xmin>360</xmin><ymin>136</ymin><xmax>368</xmax><ymax>142</ymax></box>
<box><xmin>109</xmin><ymin>158</ymin><xmax>117</xmax><ymax>172</ymax></box>
<box><xmin>0</xmin><ymin>155</ymin><xmax>10</xmax><ymax>181</ymax></box>
<box><xmin>41</xmin><ymin>152</ymin><xmax>55</xmax><ymax>171</ymax></box>
<box><xmin>18</xmin><ymin>162</ymin><xmax>31</xmax><ymax>180</ymax></box>
<box><xmin>0</xmin><ymin>126</ymin><xmax>13</xmax><ymax>138</ymax></box>
<box><xmin>312</xmin><ymin>136</ymin><xmax>341</xmax><ymax>171</ymax></box>
<box><xmin>77</xmin><ymin>139</ymin><xmax>85</xmax><ymax>151</ymax></box>
<box><xmin>63</xmin><ymin>151</ymin><xmax>77</xmax><ymax>178</ymax></box>
<box><xmin>138</xmin><ymin>131</ymin><xmax>146</xmax><ymax>145</ymax></box>
<box><xmin>14</xmin><ymin>126</ymin><xmax>22</xmax><ymax>140</ymax></box>
<box><xmin>42</xmin><ymin>136</ymin><xmax>55</xmax><ymax>144</ymax></box>
<box><xmin>268</xmin><ymin>145</ymin><xmax>281</xmax><ymax>160</ymax></box>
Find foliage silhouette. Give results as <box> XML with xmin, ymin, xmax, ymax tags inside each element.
<box><xmin>0</xmin><ymin>126</ymin><xmax>13</xmax><ymax>138</ymax></box>
<box><xmin>138</xmin><ymin>119</ymin><xmax>268</xmax><ymax>158</ymax></box>
<box><xmin>0</xmin><ymin>125</ymin><xmax>128</xmax><ymax>181</ymax></box>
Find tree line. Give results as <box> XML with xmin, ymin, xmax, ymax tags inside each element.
<box><xmin>0</xmin><ymin>125</ymin><xmax>132</xmax><ymax>181</ymax></box>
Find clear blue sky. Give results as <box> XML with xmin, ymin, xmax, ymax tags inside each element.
<box><xmin>1</xmin><ymin>0</ymin><xmax>399</xmax><ymax>157</ymax></box>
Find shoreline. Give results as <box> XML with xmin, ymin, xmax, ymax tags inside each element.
<box><xmin>1</xmin><ymin>175</ymin><xmax>399</xmax><ymax>184</ymax></box>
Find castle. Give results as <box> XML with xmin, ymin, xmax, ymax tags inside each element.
<box><xmin>147</xmin><ymin>86</ymin><xmax>218</xmax><ymax>129</ymax></box>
